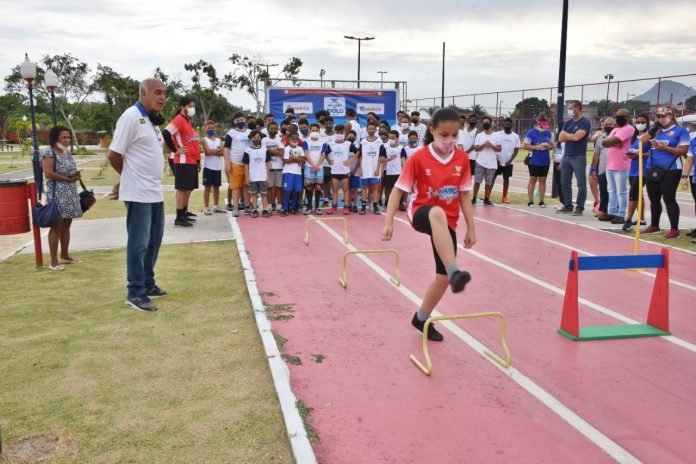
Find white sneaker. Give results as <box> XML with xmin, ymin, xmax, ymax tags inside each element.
<box><xmin>212</xmin><ymin>205</ymin><xmax>225</xmax><ymax>213</ymax></box>
<box><xmin>232</xmin><ymin>208</ymin><xmax>239</xmax><ymax>218</ymax></box>
<box><xmin>303</xmin><ymin>207</ymin><xmax>311</xmax><ymax>215</ymax></box>
<box><xmin>203</xmin><ymin>207</ymin><xmax>212</xmax><ymax>215</ymax></box>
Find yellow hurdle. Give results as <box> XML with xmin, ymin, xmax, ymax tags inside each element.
<box><xmin>304</xmin><ymin>217</ymin><xmax>348</xmax><ymax>246</ymax></box>
<box><xmin>410</xmin><ymin>312</ymin><xmax>511</xmax><ymax>376</ymax></box>
<box><xmin>339</xmin><ymin>249</ymin><xmax>400</xmax><ymax>288</ymax></box>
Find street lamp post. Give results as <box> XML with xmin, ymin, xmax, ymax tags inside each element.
<box><xmin>344</xmin><ymin>35</ymin><xmax>375</xmax><ymax>89</ymax></box>
<box><xmin>604</xmin><ymin>73</ymin><xmax>614</xmax><ymax>114</ymax></box>
<box><xmin>377</xmin><ymin>70</ymin><xmax>387</xmax><ymax>89</ymax></box>
<box><xmin>20</xmin><ymin>53</ymin><xmax>42</xmax><ymax>200</ymax></box>
<box><xmin>44</xmin><ymin>67</ymin><xmax>58</xmax><ymax>127</ymax></box>
<box><xmin>68</xmin><ymin>114</ymin><xmax>74</xmax><ymax>152</ymax></box>
<box><xmin>319</xmin><ymin>69</ymin><xmax>326</xmax><ymax>88</ymax></box>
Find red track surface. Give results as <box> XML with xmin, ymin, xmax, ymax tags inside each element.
<box><xmin>238</xmin><ymin>208</ymin><xmax>696</xmax><ymax>464</ymax></box>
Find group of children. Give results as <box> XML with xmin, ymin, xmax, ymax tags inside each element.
<box><xmin>199</xmin><ymin>108</ymin><xmax>430</xmax><ymax>218</ymax></box>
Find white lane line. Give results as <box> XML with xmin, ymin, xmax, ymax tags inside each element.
<box><xmin>473</xmin><ymin>216</ymin><xmax>696</xmax><ymax>293</ymax></box>
<box><xmin>313</xmin><ymin>218</ymin><xmax>641</xmax><ymax>464</ymax></box>
<box><xmin>498</xmin><ymin>204</ymin><xmax>696</xmax><ymax>258</ymax></box>
<box><xmin>228</xmin><ymin>214</ymin><xmax>318</xmax><ymax>464</ymax></box>
<box><xmin>391</xmin><ymin>216</ymin><xmax>696</xmax><ymax>354</ymax></box>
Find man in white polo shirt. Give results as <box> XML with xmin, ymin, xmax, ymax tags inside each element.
<box><xmin>107</xmin><ymin>78</ymin><xmax>167</xmax><ymax>312</ymax></box>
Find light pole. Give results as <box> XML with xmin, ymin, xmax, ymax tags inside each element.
<box><xmin>68</xmin><ymin>114</ymin><xmax>74</xmax><ymax>152</ymax></box>
<box><xmin>20</xmin><ymin>53</ymin><xmax>42</xmax><ymax>200</ymax></box>
<box><xmin>377</xmin><ymin>70</ymin><xmax>387</xmax><ymax>89</ymax></box>
<box><xmin>44</xmin><ymin>67</ymin><xmax>58</xmax><ymax>126</ymax></box>
<box><xmin>257</xmin><ymin>63</ymin><xmax>278</xmax><ymax>117</ymax></box>
<box><xmin>319</xmin><ymin>69</ymin><xmax>326</xmax><ymax>88</ymax></box>
<box><xmin>626</xmin><ymin>93</ymin><xmax>636</xmax><ymax>120</ymax></box>
<box><xmin>344</xmin><ymin>35</ymin><xmax>374</xmax><ymax>88</ymax></box>
<box><xmin>604</xmin><ymin>73</ymin><xmax>614</xmax><ymax>115</ymax></box>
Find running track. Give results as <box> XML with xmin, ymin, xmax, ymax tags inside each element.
<box><xmin>237</xmin><ymin>206</ymin><xmax>696</xmax><ymax>464</ymax></box>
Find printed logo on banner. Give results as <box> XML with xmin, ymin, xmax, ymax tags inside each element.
<box><xmin>324</xmin><ymin>97</ymin><xmax>346</xmax><ymax>116</ymax></box>
<box><xmin>357</xmin><ymin>103</ymin><xmax>385</xmax><ymax>114</ymax></box>
<box><xmin>283</xmin><ymin>102</ymin><xmax>313</xmax><ymax>113</ymax></box>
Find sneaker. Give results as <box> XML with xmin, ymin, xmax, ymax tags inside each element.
<box><xmin>203</xmin><ymin>207</ymin><xmax>212</xmax><ymax>215</ymax></box>
<box><xmin>174</xmin><ymin>218</ymin><xmax>193</xmax><ymax>227</ymax></box>
<box><xmin>315</xmin><ymin>208</ymin><xmax>323</xmax><ymax>216</ymax></box>
<box><xmin>343</xmin><ymin>207</ymin><xmax>350</xmax><ymax>215</ymax></box>
<box><xmin>692</xmin><ymin>238</ymin><xmax>696</xmax><ymax>244</ymax></box>
<box><xmin>146</xmin><ymin>286</ymin><xmax>168</xmax><ymax>298</ymax></box>
<box><xmin>572</xmin><ymin>209</ymin><xmax>584</xmax><ymax>216</ymax></box>
<box><xmin>483</xmin><ymin>199</ymin><xmax>494</xmax><ymax>206</ymax></box>
<box><xmin>373</xmin><ymin>206</ymin><xmax>381</xmax><ymax>215</ymax></box>
<box><xmin>326</xmin><ymin>207</ymin><xmax>335</xmax><ymax>215</ymax></box>
<box><xmin>244</xmin><ymin>207</ymin><xmax>252</xmax><ymax>215</ymax></box>
<box><xmin>538</xmin><ymin>202</ymin><xmax>546</xmax><ymax>208</ymax></box>
<box><xmin>359</xmin><ymin>206</ymin><xmax>367</xmax><ymax>215</ymax></box>
<box><xmin>622</xmin><ymin>220</ymin><xmax>633</xmax><ymax>232</ymax></box>
<box><xmin>303</xmin><ymin>207</ymin><xmax>311</xmax><ymax>215</ymax></box>
<box><xmin>351</xmin><ymin>205</ymin><xmax>359</xmax><ymax>213</ymax></box>
<box><xmin>262</xmin><ymin>210</ymin><xmax>271</xmax><ymax>218</ymax></box>
<box><xmin>687</xmin><ymin>228</ymin><xmax>696</xmax><ymax>237</ymax></box>
<box><xmin>322</xmin><ymin>200</ymin><xmax>330</xmax><ymax>208</ymax></box>
<box><xmin>225</xmin><ymin>203</ymin><xmax>234</xmax><ymax>212</ymax></box>
<box><xmin>399</xmin><ymin>203</ymin><xmax>407</xmax><ymax>211</ymax></box>
<box><xmin>527</xmin><ymin>201</ymin><xmax>535</xmax><ymax>207</ymax></box>
<box><xmin>557</xmin><ymin>206</ymin><xmax>574</xmax><ymax>214</ymax></box>
<box><xmin>279</xmin><ymin>209</ymin><xmax>287</xmax><ymax>217</ymax></box>
<box><xmin>251</xmin><ymin>209</ymin><xmax>259</xmax><ymax>218</ymax></box>
<box><xmin>232</xmin><ymin>208</ymin><xmax>239</xmax><ymax>218</ymax></box>
<box><xmin>411</xmin><ymin>313</ymin><xmax>444</xmax><ymax>342</ymax></box>
<box><xmin>664</xmin><ymin>229</ymin><xmax>680</xmax><ymax>240</ymax></box>
<box><xmin>449</xmin><ymin>270</ymin><xmax>471</xmax><ymax>293</ymax></box>
<box><xmin>610</xmin><ymin>217</ymin><xmax>625</xmax><ymax>225</ymax></box>
<box><xmin>502</xmin><ymin>196</ymin><xmax>510</xmax><ymax>204</ymax></box>
<box><xmin>125</xmin><ymin>295</ymin><xmax>157</xmax><ymax>312</ymax></box>
<box><xmin>213</xmin><ymin>205</ymin><xmax>226</xmax><ymax>214</ymax></box>
<box><xmin>471</xmin><ymin>198</ymin><xmax>477</xmax><ymax>205</ymax></box>
<box><xmin>641</xmin><ymin>225</ymin><xmax>661</xmax><ymax>234</ymax></box>
<box><xmin>597</xmin><ymin>212</ymin><xmax>614</xmax><ymax>222</ymax></box>
<box><xmin>238</xmin><ymin>201</ymin><xmax>246</xmax><ymax>210</ymax></box>
<box><xmin>289</xmin><ymin>209</ymin><xmax>297</xmax><ymax>215</ymax></box>
<box><xmin>185</xmin><ymin>211</ymin><xmax>197</xmax><ymax>218</ymax></box>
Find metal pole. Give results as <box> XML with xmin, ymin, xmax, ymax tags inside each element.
<box><xmin>615</xmin><ymin>81</ymin><xmax>621</xmax><ymax>112</ymax></box>
<box><xmin>656</xmin><ymin>78</ymin><xmax>662</xmax><ymax>107</ymax></box>
<box><xmin>357</xmin><ymin>39</ymin><xmax>361</xmax><ymax>89</ymax></box>
<box><xmin>556</xmin><ymin>0</ymin><xmax>568</xmax><ymax>132</ymax></box>
<box><xmin>28</xmin><ymin>83</ymin><xmax>42</xmax><ymax>200</ymax></box>
<box><xmin>50</xmin><ymin>91</ymin><xmax>57</xmax><ymax>127</ymax></box>
<box><xmin>441</xmin><ymin>42</ymin><xmax>445</xmax><ymax>108</ymax></box>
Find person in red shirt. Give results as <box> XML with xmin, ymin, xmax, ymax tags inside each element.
<box><xmin>382</xmin><ymin>108</ymin><xmax>476</xmax><ymax>341</ymax></box>
<box><xmin>163</xmin><ymin>96</ymin><xmax>201</xmax><ymax>227</ymax></box>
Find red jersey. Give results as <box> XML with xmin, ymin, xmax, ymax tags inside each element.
<box><xmin>169</xmin><ymin>114</ymin><xmax>201</xmax><ymax>164</ymax></box>
<box><xmin>395</xmin><ymin>145</ymin><xmax>472</xmax><ymax>230</ymax></box>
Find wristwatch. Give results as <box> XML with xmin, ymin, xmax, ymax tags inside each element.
<box><xmin>682</xmin><ymin>175</ymin><xmax>689</xmax><ymax>179</ymax></box>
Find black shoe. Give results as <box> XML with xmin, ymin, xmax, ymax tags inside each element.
<box><xmin>411</xmin><ymin>313</ymin><xmax>444</xmax><ymax>342</ymax></box>
<box><xmin>622</xmin><ymin>220</ymin><xmax>633</xmax><ymax>232</ymax></box>
<box><xmin>125</xmin><ymin>295</ymin><xmax>157</xmax><ymax>312</ymax></box>
<box><xmin>556</xmin><ymin>206</ymin><xmax>574</xmax><ymax>213</ymax></box>
<box><xmin>351</xmin><ymin>205</ymin><xmax>359</xmax><ymax>213</ymax></box>
<box><xmin>175</xmin><ymin>218</ymin><xmax>193</xmax><ymax>227</ymax></box>
<box><xmin>183</xmin><ymin>215</ymin><xmax>196</xmax><ymax>222</ymax></box>
<box><xmin>359</xmin><ymin>206</ymin><xmax>367</xmax><ymax>215</ymax></box>
<box><xmin>226</xmin><ymin>204</ymin><xmax>234</xmax><ymax>211</ymax></box>
<box><xmin>449</xmin><ymin>270</ymin><xmax>471</xmax><ymax>293</ymax></box>
<box><xmin>483</xmin><ymin>199</ymin><xmax>494</xmax><ymax>206</ymax></box>
<box><xmin>610</xmin><ymin>217</ymin><xmax>624</xmax><ymax>224</ymax></box>
<box><xmin>185</xmin><ymin>211</ymin><xmax>197</xmax><ymax>218</ymax></box>
<box><xmin>146</xmin><ymin>285</ymin><xmax>168</xmax><ymax>298</ymax></box>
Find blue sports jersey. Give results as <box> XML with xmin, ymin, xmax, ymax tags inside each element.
<box><xmin>650</xmin><ymin>125</ymin><xmax>689</xmax><ymax>169</ymax></box>
<box><xmin>524</xmin><ymin>129</ymin><xmax>552</xmax><ymax>166</ymax></box>
<box><xmin>690</xmin><ymin>137</ymin><xmax>696</xmax><ymax>178</ymax></box>
<box><xmin>628</xmin><ymin>138</ymin><xmax>651</xmax><ymax>177</ymax></box>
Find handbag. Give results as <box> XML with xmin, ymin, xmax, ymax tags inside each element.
<box><xmin>78</xmin><ymin>178</ymin><xmax>96</xmax><ymax>212</ymax></box>
<box><xmin>523</xmin><ymin>154</ymin><xmax>532</xmax><ymax>166</ymax></box>
<box><xmin>32</xmin><ymin>157</ymin><xmax>60</xmax><ymax>228</ymax></box>
<box><xmin>645</xmin><ymin>155</ymin><xmax>677</xmax><ymax>182</ymax></box>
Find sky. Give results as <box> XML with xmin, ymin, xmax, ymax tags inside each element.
<box><xmin>3</xmin><ymin>0</ymin><xmax>696</xmax><ymax>114</ymax></box>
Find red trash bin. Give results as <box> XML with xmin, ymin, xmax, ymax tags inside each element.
<box><xmin>0</xmin><ymin>179</ymin><xmax>30</xmax><ymax>235</ymax></box>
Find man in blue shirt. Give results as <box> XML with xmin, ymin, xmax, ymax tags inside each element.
<box><xmin>558</xmin><ymin>100</ymin><xmax>592</xmax><ymax>215</ymax></box>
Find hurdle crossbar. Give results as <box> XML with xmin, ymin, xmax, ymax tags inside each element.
<box><xmin>304</xmin><ymin>217</ymin><xmax>348</xmax><ymax>246</ymax></box>
<box><xmin>339</xmin><ymin>249</ymin><xmax>400</xmax><ymax>288</ymax></box>
<box><xmin>410</xmin><ymin>312</ymin><xmax>511</xmax><ymax>376</ymax></box>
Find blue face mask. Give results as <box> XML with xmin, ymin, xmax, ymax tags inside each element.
<box><xmin>206</xmin><ymin>129</ymin><xmax>216</xmax><ymax>136</ymax></box>
<box><xmin>408</xmin><ymin>141</ymin><xmax>418</xmax><ymax>148</ymax></box>
<box><xmin>235</xmin><ymin>122</ymin><xmax>245</xmax><ymax>130</ymax></box>
<box><xmin>300</xmin><ymin>128</ymin><xmax>309</xmax><ymax>136</ymax></box>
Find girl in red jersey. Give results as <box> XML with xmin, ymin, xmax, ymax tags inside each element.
<box><xmin>381</xmin><ymin>108</ymin><xmax>476</xmax><ymax>341</ymax></box>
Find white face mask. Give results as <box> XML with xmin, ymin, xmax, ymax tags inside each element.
<box><xmin>56</xmin><ymin>142</ymin><xmax>70</xmax><ymax>152</ymax></box>
<box><xmin>401</xmin><ymin>123</ymin><xmax>409</xmax><ymax>130</ymax></box>
<box><xmin>567</xmin><ymin>109</ymin><xmax>576</xmax><ymax>118</ymax></box>
<box><xmin>635</xmin><ymin>123</ymin><xmax>647</xmax><ymax>132</ymax></box>
<box><xmin>310</xmin><ymin>131</ymin><xmax>320</xmax><ymax>139</ymax></box>
<box><xmin>335</xmin><ymin>135</ymin><xmax>345</xmax><ymax>143</ymax></box>
<box><xmin>186</xmin><ymin>107</ymin><xmax>196</xmax><ymax>118</ymax></box>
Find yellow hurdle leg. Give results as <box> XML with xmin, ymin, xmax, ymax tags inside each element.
<box><xmin>410</xmin><ymin>312</ymin><xmax>511</xmax><ymax>376</ymax></box>
<box><xmin>339</xmin><ymin>249</ymin><xmax>400</xmax><ymax>288</ymax></box>
<box><xmin>304</xmin><ymin>216</ymin><xmax>348</xmax><ymax>246</ymax></box>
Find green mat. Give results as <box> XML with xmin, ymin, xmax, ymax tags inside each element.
<box><xmin>558</xmin><ymin>323</ymin><xmax>670</xmax><ymax>341</ymax></box>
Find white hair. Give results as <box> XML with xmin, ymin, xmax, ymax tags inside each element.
<box><xmin>139</xmin><ymin>78</ymin><xmax>162</xmax><ymax>95</ymax></box>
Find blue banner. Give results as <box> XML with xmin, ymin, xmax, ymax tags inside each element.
<box><xmin>267</xmin><ymin>87</ymin><xmax>399</xmax><ymax>126</ymax></box>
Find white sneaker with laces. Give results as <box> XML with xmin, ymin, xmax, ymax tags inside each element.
<box><xmin>203</xmin><ymin>207</ymin><xmax>212</xmax><ymax>215</ymax></box>
<box><xmin>212</xmin><ymin>205</ymin><xmax>225</xmax><ymax>213</ymax></box>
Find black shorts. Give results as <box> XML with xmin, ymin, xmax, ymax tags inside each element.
<box><xmin>412</xmin><ymin>205</ymin><xmax>457</xmax><ymax>276</ymax></box>
<box><xmin>323</xmin><ymin>167</ymin><xmax>332</xmax><ymax>181</ymax></box>
<box><xmin>528</xmin><ymin>164</ymin><xmax>550</xmax><ymax>178</ymax></box>
<box><xmin>628</xmin><ymin>175</ymin><xmax>643</xmax><ymax>202</ymax></box>
<box><xmin>202</xmin><ymin>168</ymin><xmax>221</xmax><ymax>187</ymax></box>
<box><xmin>469</xmin><ymin>159</ymin><xmax>477</xmax><ymax>176</ymax></box>
<box><xmin>383</xmin><ymin>174</ymin><xmax>399</xmax><ymax>190</ymax></box>
<box><xmin>331</xmin><ymin>174</ymin><xmax>348</xmax><ymax>181</ymax></box>
<box><xmin>174</xmin><ymin>163</ymin><xmax>199</xmax><ymax>191</ymax></box>
<box><xmin>495</xmin><ymin>164</ymin><xmax>513</xmax><ymax>179</ymax></box>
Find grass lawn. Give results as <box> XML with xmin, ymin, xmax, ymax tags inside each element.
<box><xmin>0</xmin><ymin>241</ymin><xmax>294</xmax><ymax>463</ymax></box>
<box><xmin>80</xmin><ymin>158</ymin><xmax>176</xmax><ymax>187</ymax></box>
<box><xmin>605</xmin><ymin>228</ymin><xmax>696</xmax><ymax>251</ymax></box>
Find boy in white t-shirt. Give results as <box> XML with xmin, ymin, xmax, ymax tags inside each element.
<box><xmin>202</xmin><ymin>120</ymin><xmax>225</xmax><ymax>215</ymax></box>
<box><xmin>303</xmin><ymin>123</ymin><xmax>327</xmax><ymax>215</ymax></box>
<box><xmin>323</xmin><ymin>124</ymin><xmax>359</xmax><ymax>215</ymax></box>
<box><xmin>262</xmin><ymin>121</ymin><xmax>284</xmax><ymax>212</ymax></box>
<box><xmin>383</xmin><ymin>130</ymin><xmax>408</xmax><ymax>210</ymax></box>
<box><xmin>472</xmin><ymin>116</ymin><xmax>502</xmax><ymax>205</ymax></box>
<box><xmin>243</xmin><ymin>130</ymin><xmax>272</xmax><ymax>218</ymax></box>
<box><xmin>359</xmin><ymin>121</ymin><xmax>387</xmax><ymax>215</ymax></box>
<box><xmin>280</xmin><ymin>129</ymin><xmax>305</xmax><ymax>216</ymax></box>
<box><xmin>494</xmin><ymin>117</ymin><xmax>521</xmax><ymax>204</ymax></box>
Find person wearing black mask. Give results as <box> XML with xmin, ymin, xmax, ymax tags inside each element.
<box><xmin>494</xmin><ymin>118</ymin><xmax>521</xmax><ymax>203</ymax></box>
<box><xmin>410</xmin><ymin>111</ymin><xmax>427</xmax><ymax>145</ymax></box>
<box><xmin>590</xmin><ymin>117</ymin><xmax>615</xmax><ymax>220</ymax></box>
<box><xmin>602</xmin><ymin>109</ymin><xmax>634</xmax><ymax>224</ymax></box>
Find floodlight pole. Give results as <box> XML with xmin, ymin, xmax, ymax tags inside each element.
<box><xmin>345</xmin><ymin>35</ymin><xmax>374</xmax><ymax>89</ymax></box>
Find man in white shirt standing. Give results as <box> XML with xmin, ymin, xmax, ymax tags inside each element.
<box><xmin>472</xmin><ymin>116</ymin><xmax>502</xmax><ymax>206</ymax></box>
<box><xmin>458</xmin><ymin>113</ymin><xmax>478</xmax><ymax>175</ymax></box>
<box><xmin>494</xmin><ymin>117</ymin><xmax>521</xmax><ymax>204</ymax></box>
<box><xmin>410</xmin><ymin>111</ymin><xmax>427</xmax><ymax>145</ymax></box>
<box><xmin>107</xmin><ymin>78</ymin><xmax>167</xmax><ymax>312</ymax></box>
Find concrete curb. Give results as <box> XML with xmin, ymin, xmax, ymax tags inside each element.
<box><xmin>227</xmin><ymin>213</ymin><xmax>318</xmax><ymax>464</ymax></box>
